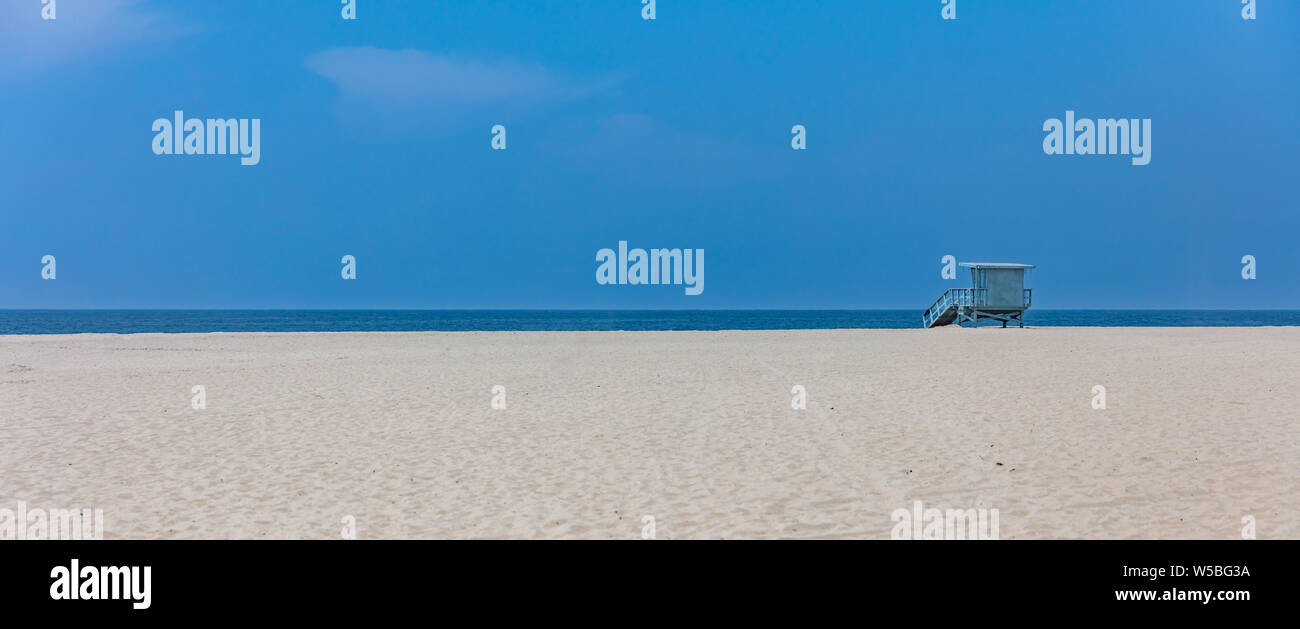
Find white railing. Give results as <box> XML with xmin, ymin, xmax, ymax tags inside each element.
<box><xmin>922</xmin><ymin>288</ymin><xmax>987</xmax><ymax>327</ymax></box>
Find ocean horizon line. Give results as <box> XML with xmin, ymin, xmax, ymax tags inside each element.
<box><xmin>3</xmin><ymin>308</ymin><xmax>1297</xmax><ymax>313</ymax></box>
<box><xmin>3</xmin><ymin>309</ymin><xmax>1299</xmax><ymax>335</ymax></box>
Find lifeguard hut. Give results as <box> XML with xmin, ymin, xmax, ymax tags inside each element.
<box><xmin>922</xmin><ymin>262</ymin><xmax>1034</xmax><ymax>328</ymax></box>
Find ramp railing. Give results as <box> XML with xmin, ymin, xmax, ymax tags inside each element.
<box><xmin>922</xmin><ymin>288</ymin><xmax>987</xmax><ymax>327</ymax></box>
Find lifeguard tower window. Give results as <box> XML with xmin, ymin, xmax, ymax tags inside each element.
<box><xmin>922</xmin><ymin>262</ymin><xmax>1034</xmax><ymax>328</ymax></box>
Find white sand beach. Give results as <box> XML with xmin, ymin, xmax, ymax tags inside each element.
<box><xmin>2</xmin><ymin>327</ymin><xmax>1297</xmax><ymax>539</ymax></box>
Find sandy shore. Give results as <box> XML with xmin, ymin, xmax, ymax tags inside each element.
<box><xmin>2</xmin><ymin>327</ymin><xmax>1297</xmax><ymax>539</ymax></box>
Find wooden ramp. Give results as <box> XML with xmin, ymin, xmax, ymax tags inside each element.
<box><xmin>922</xmin><ymin>298</ymin><xmax>960</xmax><ymax>327</ymax></box>
<box><xmin>922</xmin><ymin>288</ymin><xmax>971</xmax><ymax>328</ymax></box>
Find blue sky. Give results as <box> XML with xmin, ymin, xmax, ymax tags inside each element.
<box><xmin>1</xmin><ymin>0</ymin><xmax>1296</xmax><ymax>309</ymax></box>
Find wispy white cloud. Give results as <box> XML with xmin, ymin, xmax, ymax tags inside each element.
<box><xmin>0</xmin><ymin>0</ymin><xmax>186</xmax><ymax>81</ymax></box>
<box><xmin>304</xmin><ymin>47</ymin><xmax>618</xmax><ymax>135</ymax></box>
<box><xmin>306</xmin><ymin>47</ymin><xmax>612</xmax><ymax>105</ymax></box>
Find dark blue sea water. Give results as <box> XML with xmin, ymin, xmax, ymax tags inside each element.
<box><xmin>1</xmin><ymin>310</ymin><xmax>1298</xmax><ymax>334</ymax></box>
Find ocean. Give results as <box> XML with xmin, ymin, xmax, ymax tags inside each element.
<box><xmin>1</xmin><ymin>310</ymin><xmax>1298</xmax><ymax>334</ymax></box>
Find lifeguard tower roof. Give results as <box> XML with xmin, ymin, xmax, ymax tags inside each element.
<box><xmin>959</xmin><ymin>263</ymin><xmax>1035</xmax><ymax>269</ymax></box>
